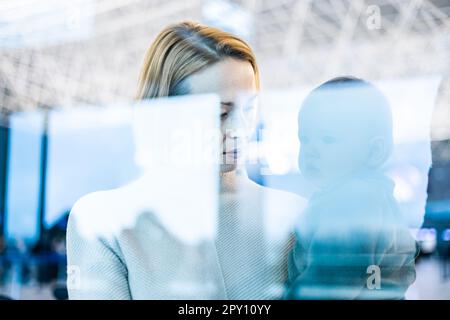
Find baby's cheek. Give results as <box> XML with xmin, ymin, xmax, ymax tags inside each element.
<box><xmin>323</xmin><ymin>146</ymin><xmax>355</xmax><ymax>172</ymax></box>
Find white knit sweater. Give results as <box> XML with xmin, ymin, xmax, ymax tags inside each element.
<box><xmin>66</xmin><ymin>171</ymin><xmax>307</xmax><ymax>299</ymax></box>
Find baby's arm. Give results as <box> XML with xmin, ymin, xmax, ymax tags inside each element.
<box><xmin>286</xmin><ymin>186</ymin><xmax>391</xmax><ymax>299</ymax></box>
<box><xmin>287</xmin><ymin>228</ymin><xmax>379</xmax><ymax>299</ymax></box>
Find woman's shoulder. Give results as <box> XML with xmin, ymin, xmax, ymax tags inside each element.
<box><xmin>69</xmin><ymin>176</ymin><xmax>218</xmax><ymax>245</ymax></box>
<box><xmin>71</xmin><ymin>184</ymin><xmax>135</xmax><ymax>218</ymax></box>
<box><xmin>68</xmin><ymin>182</ymin><xmax>145</xmax><ymax>240</ymax></box>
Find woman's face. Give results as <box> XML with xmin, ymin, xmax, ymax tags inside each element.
<box><xmin>187</xmin><ymin>57</ymin><xmax>258</xmax><ymax>173</ymax></box>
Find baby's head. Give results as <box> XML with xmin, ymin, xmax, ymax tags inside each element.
<box><xmin>298</xmin><ymin>77</ymin><xmax>393</xmax><ymax>188</ymax></box>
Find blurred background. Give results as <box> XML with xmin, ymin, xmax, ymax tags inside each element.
<box><xmin>0</xmin><ymin>0</ymin><xmax>449</xmax><ymax>299</ymax></box>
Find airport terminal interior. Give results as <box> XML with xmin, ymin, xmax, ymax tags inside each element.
<box><xmin>0</xmin><ymin>0</ymin><xmax>450</xmax><ymax>300</ymax></box>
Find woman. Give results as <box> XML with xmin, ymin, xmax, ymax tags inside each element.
<box><xmin>67</xmin><ymin>21</ymin><xmax>306</xmax><ymax>299</ymax></box>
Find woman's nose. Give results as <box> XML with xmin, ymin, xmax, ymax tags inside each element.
<box><xmin>225</xmin><ymin>128</ymin><xmax>241</xmax><ymax>139</ymax></box>
<box><xmin>222</xmin><ymin>131</ymin><xmax>240</xmax><ymax>150</ymax></box>
<box><xmin>222</xmin><ymin>112</ymin><xmax>246</xmax><ymax>137</ymax></box>
<box><xmin>228</xmin><ymin>108</ymin><xmax>247</xmax><ymax>127</ymax></box>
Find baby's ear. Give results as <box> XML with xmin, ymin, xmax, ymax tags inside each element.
<box><xmin>367</xmin><ymin>136</ymin><xmax>389</xmax><ymax>168</ymax></box>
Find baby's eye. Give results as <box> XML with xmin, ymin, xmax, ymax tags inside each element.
<box><xmin>322</xmin><ymin>136</ymin><xmax>337</xmax><ymax>144</ymax></box>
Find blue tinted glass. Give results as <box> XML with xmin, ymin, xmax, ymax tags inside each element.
<box><xmin>45</xmin><ymin>107</ymin><xmax>139</xmax><ymax>228</ymax></box>
<box><xmin>6</xmin><ymin>112</ymin><xmax>44</xmax><ymax>244</ymax></box>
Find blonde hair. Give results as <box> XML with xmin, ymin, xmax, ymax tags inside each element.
<box><xmin>136</xmin><ymin>21</ymin><xmax>260</xmax><ymax>100</ymax></box>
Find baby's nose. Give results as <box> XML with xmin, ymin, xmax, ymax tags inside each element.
<box><xmin>304</xmin><ymin>146</ymin><xmax>320</xmax><ymax>159</ymax></box>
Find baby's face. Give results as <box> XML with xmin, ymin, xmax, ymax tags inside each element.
<box><xmin>298</xmin><ymin>102</ymin><xmax>371</xmax><ymax>189</ymax></box>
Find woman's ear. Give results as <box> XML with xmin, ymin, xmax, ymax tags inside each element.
<box><xmin>367</xmin><ymin>136</ymin><xmax>388</xmax><ymax>168</ymax></box>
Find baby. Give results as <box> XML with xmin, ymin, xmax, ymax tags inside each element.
<box><xmin>285</xmin><ymin>77</ymin><xmax>418</xmax><ymax>299</ymax></box>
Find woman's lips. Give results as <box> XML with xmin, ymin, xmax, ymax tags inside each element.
<box><xmin>222</xmin><ymin>149</ymin><xmax>240</xmax><ymax>155</ymax></box>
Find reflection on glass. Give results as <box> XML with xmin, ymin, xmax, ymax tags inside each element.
<box><xmin>67</xmin><ymin>95</ymin><xmax>224</xmax><ymax>299</ymax></box>
<box><xmin>66</xmin><ymin>94</ymin><xmax>308</xmax><ymax>299</ymax></box>
<box><xmin>285</xmin><ymin>77</ymin><xmax>418</xmax><ymax>299</ymax></box>
<box><xmin>45</xmin><ymin>106</ymin><xmax>139</xmax><ymax>228</ymax></box>
<box><xmin>6</xmin><ymin>111</ymin><xmax>44</xmax><ymax>244</ymax></box>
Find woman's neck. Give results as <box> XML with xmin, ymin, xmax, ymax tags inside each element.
<box><xmin>219</xmin><ymin>167</ymin><xmax>249</xmax><ymax>193</ymax></box>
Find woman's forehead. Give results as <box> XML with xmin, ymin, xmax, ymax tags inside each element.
<box><xmin>188</xmin><ymin>58</ymin><xmax>257</xmax><ymax>99</ymax></box>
